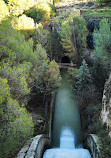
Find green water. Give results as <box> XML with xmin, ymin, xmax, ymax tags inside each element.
<box><xmin>52</xmin><ymin>69</ymin><xmax>82</xmax><ymax>147</ymax></box>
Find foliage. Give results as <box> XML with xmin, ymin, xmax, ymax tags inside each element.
<box><xmin>26</xmin><ymin>0</ymin><xmax>52</xmax><ymax>22</ymax></box>
<box><xmin>33</xmin><ymin>26</ymin><xmax>49</xmax><ymax>50</ymax></box>
<box><xmin>60</xmin><ymin>16</ymin><xmax>88</xmax><ymax>63</ymax></box>
<box><xmin>98</xmin><ymin>0</ymin><xmax>110</xmax><ymax>6</ymax></box>
<box><xmin>0</xmin><ymin>0</ymin><xmax>9</xmax><ymax>22</ymax></box>
<box><xmin>8</xmin><ymin>0</ymin><xmax>35</xmax><ymax>16</ymax></box>
<box><xmin>90</xmin><ymin>59</ymin><xmax>109</xmax><ymax>93</ymax></box>
<box><xmin>44</xmin><ymin>60</ymin><xmax>61</xmax><ymax>93</ymax></box>
<box><xmin>48</xmin><ymin>27</ymin><xmax>63</xmax><ymax>60</ymax></box>
<box><xmin>35</xmin><ymin>0</ymin><xmax>51</xmax><ymax>20</ymax></box>
<box><xmin>0</xmin><ymin>77</ymin><xmax>34</xmax><ymax>158</ymax></box>
<box><xmin>76</xmin><ymin>59</ymin><xmax>92</xmax><ymax>91</ymax></box>
<box><xmin>30</xmin><ymin>44</ymin><xmax>49</xmax><ymax>92</ymax></box>
<box><xmin>0</xmin><ymin>20</ymin><xmax>35</xmax><ymax>157</ymax></box>
<box><xmin>12</xmin><ymin>15</ymin><xmax>35</xmax><ymax>39</ymax></box>
<box><xmin>26</xmin><ymin>8</ymin><xmax>47</xmax><ymax>23</ymax></box>
<box><xmin>3</xmin><ymin>0</ymin><xmax>8</xmax><ymax>3</ymax></box>
<box><xmin>0</xmin><ymin>19</ymin><xmax>51</xmax><ymax>157</ymax></box>
<box><xmin>60</xmin><ymin>20</ymin><xmax>76</xmax><ymax>59</ymax></box>
<box><xmin>48</xmin><ymin>3</ymin><xmax>57</xmax><ymax>17</ymax></box>
<box><xmin>67</xmin><ymin>67</ymin><xmax>81</xmax><ymax>86</ymax></box>
<box><xmin>93</xmin><ymin>19</ymin><xmax>111</xmax><ymax>67</ymax></box>
<box><xmin>0</xmin><ymin>78</ymin><xmax>10</xmax><ymax>104</ymax></box>
<box><xmin>1</xmin><ymin>63</ymin><xmax>32</xmax><ymax>104</ymax></box>
<box><xmin>0</xmin><ymin>19</ymin><xmax>36</xmax><ymax>64</ymax></box>
<box><xmin>82</xmin><ymin>8</ymin><xmax>111</xmax><ymax>18</ymax></box>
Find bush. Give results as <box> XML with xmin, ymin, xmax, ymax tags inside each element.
<box><xmin>44</xmin><ymin>60</ymin><xmax>61</xmax><ymax>93</ymax></box>
<box><xmin>12</xmin><ymin>15</ymin><xmax>35</xmax><ymax>40</ymax></box>
<box><xmin>98</xmin><ymin>0</ymin><xmax>110</xmax><ymax>6</ymax></box>
<box><xmin>0</xmin><ymin>77</ymin><xmax>34</xmax><ymax>158</ymax></box>
<box><xmin>8</xmin><ymin>0</ymin><xmax>35</xmax><ymax>16</ymax></box>
<box><xmin>48</xmin><ymin>3</ymin><xmax>56</xmax><ymax>17</ymax></box>
<box><xmin>93</xmin><ymin>19</ymin><xmax>111</xmax><ymax>67</ymax></box>
<box><xmin>0</xmin><ymin>0</ymin><xmax>9</xmax><ymax>22</ymax></box>
<box><xmin>76</xmin><ymin>59</ymin><xmax>92</xmax><ymax>91</ymax></box>
<box><xmin>26</xmin><ymin>0</ymin><xmax>51</xmax><ymax>22</ymax></box>
<box><xmin>67</xmin><ymin>67</ymin><xmax>81</xmax><ymax>86</ymax></box>
<box><xmin>26</xmin><ymin>8</ymin><xmax>47</xmax><ymax>22</ymax></box>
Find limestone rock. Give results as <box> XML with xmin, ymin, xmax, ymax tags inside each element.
<box><xmin>101</xmin><ymin>73</ymin><xmax>111</xmax><ymax>136</ymax></box>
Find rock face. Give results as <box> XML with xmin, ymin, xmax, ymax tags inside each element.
<box><xmin>101</xmin><ymin>73</ymin><xmax>111</xmax><ymax>136</ymax></box>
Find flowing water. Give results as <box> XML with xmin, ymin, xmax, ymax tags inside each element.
<box><xmin>52</xmin><ymin>69</ymin><xmax>82</xmax><ymax>147</ymax></box>
<box><xmin>43</xmin><ymin>69</ymin><xmax>91</xmax><ymax>158</ymax></box>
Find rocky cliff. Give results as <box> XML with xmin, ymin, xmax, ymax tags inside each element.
<box><xmin>101</xmin><ymin>73</ymin><xmax>111</xmax><ymax>136</ymax></box>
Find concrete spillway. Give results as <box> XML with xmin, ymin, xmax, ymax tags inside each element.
<box><xmin>43</xmin><ymin>69</ymin><xmax>91</xmax><ymax>158</ymax></box>
<box><xmin>43</xmin><ymin>128</ymin><xmax>91</xmax><ymax>158</ymax></box>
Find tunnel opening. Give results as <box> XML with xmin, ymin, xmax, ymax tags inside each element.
<box><xmin>61</xmin><ymin>56</ymin><xmax>70</xmax><ymax>63</ymax></box>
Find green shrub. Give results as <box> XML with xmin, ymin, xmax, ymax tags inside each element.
<box><xmin>44</xmin><ymin>60</ymin><xmax>61</xmax><ymax>93</ymax></box>
<box><xmin>12</xmin><ymin>15</ymin><xmax>35</xmax><ymax>40</ymax></box>
<box><xmin>67</xmin><ymin>67</ymin><xmax>81</xmax><ymax>86</ymax></box>
<box><xmin>0</xmin><ymin>0</ymin><xmax>9</xmax><ymax>22</ymax></box>
<box><xmin>26</xmin><ymin>8</ymin><xmax>47</xmax><ymax>22</ymax></box>
<box><xmin>76</xmin><ymin>59</ymin><xmax>92</xmax><ymax>91</ymax></box>
<box><xmin>98</xmin><ymin>0</ymin><xmax>110</xmax><ymax>6</ymax></box>
<box><xmin>26</xmin><ymin>0</ymin><xmax>51</xmax><ymax>22</ymax></box>
<box><xmin>0</xmin><ymin>77</ymin><xmax>34</xmax><ymax>158</ymax></box>
<box><xmin>94</xmin><ymin>19</ymin><xmax>111</xmax><ymax>67</ymax></box>
<box><xmin>8</xmin><ymin>0</ymin><xmax>35</xmax><ymax>16</ymax></box>
<box><xmin>48</xmin><ymin>3</ymin><xmax>57</xmax><ymax>17</ymax></box>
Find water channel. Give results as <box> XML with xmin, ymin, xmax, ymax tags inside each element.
<box><xmin>43</xmin><ymin>69</ymin><xmax>91</xmax><ymax>158</ymax></box>
<box><xmin>52</xmin><ymin>69</ymin><xmax>82</xmax><ymax>147</ymax></box>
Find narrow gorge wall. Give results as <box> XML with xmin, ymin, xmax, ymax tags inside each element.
<box><xmin>101</xmin><ymin>73</ymin><xmax>111</xmax><ymax>136</ymax></box>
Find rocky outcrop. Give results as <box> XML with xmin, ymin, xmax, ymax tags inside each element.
<box><xmin>101</xmin><ymin>73</ymin><xmax>111</xmax><ymax>136</ymax></box>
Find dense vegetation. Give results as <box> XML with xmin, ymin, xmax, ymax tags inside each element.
<box><xmin>98</xmin><ymin>0</ymin><xmax>111</xmax><ymax>5</ymax></box>
<box><xmin>0</xmin><ymin>0</ymin><xmax>111</xmax><ymax>157</ymax></box>
<box><xmin>0</xmin><ymin>0</ymin><xmax>60</xmax><ymax>157</ymax></box>
<box><xmin>60</xmin><ymin>14</ymin><xmax>88</xmax><ymax>63</ymax></box>
<box><xmin>67</xmin><ymin>16</ymin><xmax>111</xmax><ymax>158</ymax></box>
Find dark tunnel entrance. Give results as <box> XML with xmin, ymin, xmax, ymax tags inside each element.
<box><xmin>61</xmin><ymin>56</ymin><xmax>70</xmax><ymax>63</ymax></box>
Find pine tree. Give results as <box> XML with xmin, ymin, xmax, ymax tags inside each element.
<box><xmin>60</xmin><ymin>16</ymin><xmax>88</xmax><ymax>62</ymax></box>
<box><xmin>94</xmin><ymin>19</ymin><xmax>111</xmax><ymax>67</ymax></box>
<box><xmin>76</xmin><ymin>59</ymin><xmax>92</xmax><ymax>91</ymax></box>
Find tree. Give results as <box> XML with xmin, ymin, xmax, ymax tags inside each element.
<box><xmin>12</xmin><ymin>15</ymin><xmax>35</xmax><ymax>39</ymax></box>
<box><xmin>33</xmin><ymin>26</ymin><xmax>49</xmax><ymax>51</ymax></box>
<box><xmin>44</xmin><ymin>60</ymin><xmax>61</xmax><ymax>93</ymax></box>
<box><xmin>94</xmin><ymin>19</ymin><xmax>111</xmax><ymax>67</ymax></box>
<box><xmin>0</xmin><ymin>18</ymin><xmax>51</xmax><ymax>158</ymax></box>
<box><xmin>60</xmin><ymin>16</ymin><xmax>88</xmax><ymax>63</ymax></box>
<box><xmin>48</xmin><ymin>27</ymin><xmax>63</xmax><ymax>61</ymax></box>
<box><xmin>26</xmin><ymin>0</ymin><xmax>51</xmax><ymax>22</ymax></box>
<box><xmin>76</xmin><ymin>59</ymin><xmax>92</xmax><ymax>91</ymax></box>
<box><xmin>75</xmin><ymin>60</ymin><xmax>98</xmax><ymax>107</ymax></box>
<box><xmin>0</xmin><ymin>77</ymin><xmax>34</xmax><ymax>158</ymax></box>
<box><xmin>8</xmin><ymin>0</ymin><xmax>35</xmax><ymax>15</ymax></box>
<box><xmin>30</xmin><ymin>44</ymin><xmax>49</xmax><ymax>92</ymax></box>
<box><xmin>0</xmin><ymin>19</ymin><xmax>35</xmax><ymax>64</ymax></box>
<box><xmin>0</xmin><ymin>0</ymin><xmax>9</xmax><ymax>22</ymax></box>
<box><xmin>98</xmin><ymin>0</ymin><xmax>110</xmax><ymax>6</ymax></box>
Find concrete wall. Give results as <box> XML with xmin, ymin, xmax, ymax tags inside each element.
<box><xmin>87</xmin><ymin>134</ymin><xmax>101</xmax><ymax>158</ymax></box>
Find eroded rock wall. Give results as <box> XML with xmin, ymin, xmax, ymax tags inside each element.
<box><xmin>101</xmin><ymin>73</ymin><xmax>111</xmax><ymax>136</ymax></box>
